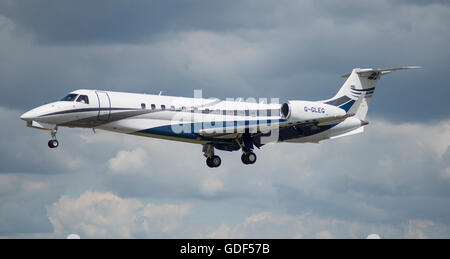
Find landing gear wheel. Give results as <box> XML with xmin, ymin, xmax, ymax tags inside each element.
<box><xmin>206</xmin><ymin>155</ymin><xmax>221</xmax><ymax>168</ymax></box>
<box><xmin>241</xmin><ymin>152</ymin><xmax>257</xmax><ymax>165</ymax></box>
<box><xmin>241</xmin><ymin>153</ymin><xmax>249</xmax><ymax>164</ymax></box>
<box><xmin>48</xmin><ymin>139</ymin><xmax>59</xmax><ymax>149</ymax></box>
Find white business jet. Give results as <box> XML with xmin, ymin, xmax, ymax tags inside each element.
<box><xmin>20</xmin><ymin>67</ymin><xmax>419</xmax><ymax>167</ymax></box>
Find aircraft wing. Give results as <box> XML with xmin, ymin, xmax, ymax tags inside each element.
<box><xmin>197</xmin><ymin>113</ymin><xmax>354</xmax><ymax>139</ymax></box>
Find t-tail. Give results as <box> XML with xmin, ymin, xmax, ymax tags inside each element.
<box><xmin>323</xmin><ymin>66</ymin><xmax>421</xmax><ymax>120</ymax></box>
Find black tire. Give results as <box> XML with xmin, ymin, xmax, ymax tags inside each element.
<box><xmin>241</xmin><ymin>152</ymin><xmax>256</xmax><ymax>165</ymax></box>
<box><xmin>241</xmin><ymin>153</ymin><xmax>249</xmax><ymax>164</ymax></box>
<box><xmin>48</xmin><ymin>140</ymin><xmax>59</xmax><ymax>148</ymax></box>
<box><xmin>210</xmin><ymin>155</ymin><xmax>221</xmax><ymax>167</ymax></box>
<box><xmin>206</xmin><ymin>157</ymin><xmax>214</xmax><ymax>168</ymax></box>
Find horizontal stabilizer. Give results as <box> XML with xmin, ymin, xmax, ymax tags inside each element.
<box><xmin>341</xmin><ymin>66</ymin><xmax>422</xmax><ymax>78</ymax></box>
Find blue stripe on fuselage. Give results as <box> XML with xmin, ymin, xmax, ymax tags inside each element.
<box><xmin>134</xmin><ymin>118</ymin><xmax>338</xmax><ymax>143</ymax></box>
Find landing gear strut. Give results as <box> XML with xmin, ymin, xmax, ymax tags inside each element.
<box><xmin>240</xmin><ymin>133</ymin><xmax>257</xmax><ymax>165</ymax></box>
<box><xmin>47</xmin><ymin>127</ymin><xmax>59</xmax><ymax>149</ymax></box>
<box><xmin>203</xmin><ymin>144</ymin><xmax>221</xmax><ymax>168</ymax></box>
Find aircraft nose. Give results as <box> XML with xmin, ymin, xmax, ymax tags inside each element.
<box><xmin>20</xmin><ymin>110</ymin><xmax>36</xmax><ymax>121</ymax></box>
<box><xmin>20</xmin><ymin>103</ymin><xmax>59</xmax><ymax>122</ymax></box>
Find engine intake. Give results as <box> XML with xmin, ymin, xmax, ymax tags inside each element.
<box><xmin>281</xmin><ymin>102</ymin><xmax>290</xmax><ymax>119</ymax></box>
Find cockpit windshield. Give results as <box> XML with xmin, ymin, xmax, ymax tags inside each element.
<box><xmin>60</xmin><ymin>94</ymin><xmax>78</xmax><ymax>102</ymax></box>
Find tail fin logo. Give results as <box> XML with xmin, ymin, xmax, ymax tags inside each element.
<box><xmin>350</xmin><ymin>87</ymin><xmax>375</xmax><ymax>98</ymax></box>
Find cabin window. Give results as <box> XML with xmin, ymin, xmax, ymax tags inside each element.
<box><xmin>161</xmin><ymin>105</ymin><xmax>166</xmax><ymax>110</ymax></box>
<box><xmin>151</xmin><ymin>104</ymin><xmax>156</xmax><ymax>110</ymax></box>
<box><xmin>182</xmin><ymin>106</ymin><xmax>186</xmax><ymax>111</ymax></box>
<box><xmin>76</xmin><ymin>95</ymin><xmax>89</xmax><ymax>104</ymax></box>
<box><xmin>141</xmin><ymin>103</ymin><xmax>146</xmax><ymax>109</ymax></box>
<box><xmin>61</xmin><ymin>94</ymin><xmax>78</xmax><ymax>102</ymax></box>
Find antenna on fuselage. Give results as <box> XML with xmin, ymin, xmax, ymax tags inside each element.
<box><xmin>158</xmin><ymin>91</ymin><xmax>163</xmax><ymax>96</ymax></box>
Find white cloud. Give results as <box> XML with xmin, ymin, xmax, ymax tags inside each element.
<box><xmin>372</xmin><ymin>120</ymin><xmax>450</xmax><ymax>159</ymax></box>
<box><xmin>108</xmin><ymin>148</ymin><xmax>148</xmax><ymax>173</ymax></box>
<box><xmin>47</xmin><ymin>191</ymin><xmax>191</xmax><ymax>238</ymax></box>
<box><xmin>206</xmin><ymin>212</ymin><xmax>445</xmax><ymax>239</ymax></box>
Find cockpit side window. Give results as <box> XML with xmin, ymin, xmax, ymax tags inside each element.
<box><xmin>76</xmin><ymin>95</ymin><xmax>89</xmax><ymax>104</ymax></box>
<box><xmin>61</xmin><ymin>94</ymin><xmax>79</xmax><ymax>102</ymax></box>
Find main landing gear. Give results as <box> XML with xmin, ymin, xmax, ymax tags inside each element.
<box><xmin>203</xmin><ymin>133</ymin><xmax>259</xmax><ymax>167</ymax></box>
<box><xmin>240</xmin><ymin>133</ymin><xmax>257</xmax><ymax>165</ymax></box>
<box><xmin>47</xmin><ymin>127</ymin><xmax>59</xmax><ymax>149</ymax></box>
<box><xmin>203</xmin><ymin>144</ymin><xmax>221</xmax><ymax>168</ymax></box>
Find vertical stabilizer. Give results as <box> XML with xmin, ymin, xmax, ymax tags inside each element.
<box><xmin>322</xmin><ymin>66</ymin><xmax>420</xmax><ymax>120</ymax></box>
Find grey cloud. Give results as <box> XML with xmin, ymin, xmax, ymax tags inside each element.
<box><xmin>0</xmin><ymin>173</ymin><xmax>61</xmax><ymax>235</ymax></box>
<box><xmin>3</xmin><ymin>0</ymin><xmax>447</xmax><ymax>46</ymax></box>
<box><xmin>0</xmin><ymin>0</ymin><xmax>271</xmax><ymax>45</ymax></box>
<box><xmin>395</xmin><ymin>0</ymin><xmax>450</xmax><ymax>6</ymax></box>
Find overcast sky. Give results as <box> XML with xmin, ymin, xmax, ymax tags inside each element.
<box><xmin>0</xmin><ymin>0</ymin><xmax>449</xmax><ymax>238</ymax></box>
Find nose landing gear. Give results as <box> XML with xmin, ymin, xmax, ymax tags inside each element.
<box><xmin>47</xmin><ymin>127</ymin><xmax>59</xmax><ymax>149</ymax></box>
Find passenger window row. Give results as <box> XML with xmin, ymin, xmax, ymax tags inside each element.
<box><xmin>140</xmin><ymin>103</ymin><xmax>279</xmax><ymax>116</ymax></box>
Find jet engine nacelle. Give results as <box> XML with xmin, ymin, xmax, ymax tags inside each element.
<box><xmin>280</xmin><ymin>100</ymin><xmax>346</xmax><ymax>121</ymax></box>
